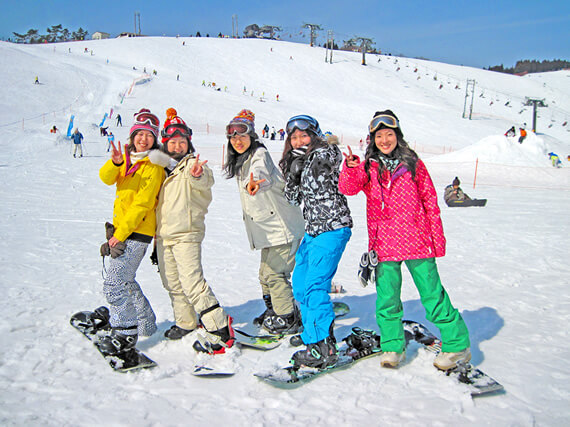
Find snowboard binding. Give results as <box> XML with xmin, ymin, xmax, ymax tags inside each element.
<box><xmin>70</xmin><ymin>306</ymin><xmax>110</xmax><ymax>335</ymax></box>
<box><xmin>342</xmin><ymin>327</ymin><xmax>381</xmax><ymax>359</ymax></box>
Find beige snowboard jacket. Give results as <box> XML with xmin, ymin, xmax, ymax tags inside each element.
<box><xmin>155</xmin><ymin>153</ymin><xmax>214</xmax><ymax>245</ymax></box>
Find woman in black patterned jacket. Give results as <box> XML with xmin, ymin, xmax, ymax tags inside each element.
<box><xmin>279</xmin><ymin>115</ymin><xmax>352</xmax><ymax>369</ymax></box>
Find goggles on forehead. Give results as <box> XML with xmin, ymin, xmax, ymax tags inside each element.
<box><xmin>161</xmin><ymin>123</ymin><xmax>192</xmax><ymax>139</ymax></box>
<box><xmin>369</xmin><ymin>115</ymin><xmax>399</xmax><ymax>133</ymax></box>
<box><xmin>134</xmin><ymin>112</ymin><xmax>160</xmax><ymax>128</ymax></box>
<box><xmin>226</xmin><ymin>123</ymin><xmax>252</xmax><ymax>137</ymax></box>
<box><xmin>286</xmin><ymin>115</ymin><xmax>321</xmax><ymax>136</ymax></box>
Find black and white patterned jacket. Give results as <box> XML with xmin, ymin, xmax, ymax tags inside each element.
<box><xmin>284</xmin><ymin>143</ymin><xmax>352</xmax><ymax>237</ymax></box>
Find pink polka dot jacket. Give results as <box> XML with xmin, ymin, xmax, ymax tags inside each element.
<box><xmin>338</xmin><ymin>158</ymin><xmax>446</xmax><ymax>262</ymax></box>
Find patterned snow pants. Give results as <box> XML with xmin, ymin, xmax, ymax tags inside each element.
<box><xmin>103</xmin><ymin>239</ymin><xmax>157</xmax><ymax>336</ymax></box>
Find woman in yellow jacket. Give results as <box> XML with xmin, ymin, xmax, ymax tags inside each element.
<box><xmin>98</xmin><ymin>109</ymin><xmax>165</xmax><ymax>355</ymax></box>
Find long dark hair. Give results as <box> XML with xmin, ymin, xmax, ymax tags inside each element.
<box><xmin>223</xmin><ymin>132</ymin><xmax>265</xmax><ymax>178</ymax></box>
<box><xmin>127</xmin><ymin>130</ymin><xmax>159</xmax><ymax>153</ymax></box>
<box><xmin>278</xmin><ymin>131</ymin><xmax>327</xmax><ymax>175</ymax></box>
<box><xmin>364</xmin><ymin>131</ymin><xmax>419</xmax><ymax>183</ymax></box>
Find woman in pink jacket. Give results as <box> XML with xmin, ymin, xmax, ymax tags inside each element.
<box><xmin>338</xmin><ymin>110</ymin><xmax>470</xmax><ymax>370</ymax></box>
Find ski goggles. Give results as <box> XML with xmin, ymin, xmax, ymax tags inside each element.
<box><xmin>134</xmin><ymin>111</ymin><xmax>160</xmax><ymax>128</ymax></box>
<box><xmin>226</xmin><ymin>122</ymin><xmax>252</xmax><ymax>136</ymax></box>
<box><xmin>369</xmin><ymin>114</ymin><xmax>399</xmax><ymax>133</ymax></box>
<box><xmin>286</xmin><ymin>115</ymin><xmax>321</xmax><ymax>136</ymax></box>
<box><xmin>161</xmin><ymin>123</ymin><xmax>192</xmax><ymax>140</ymax></box>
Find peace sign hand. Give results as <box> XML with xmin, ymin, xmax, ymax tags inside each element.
<box><xmin>190</xmin><ymin>154</ymin><xmax>208</xmax><ymax>177</ymax></box>
<box><xmin>342</xmin><ymin>145</ymin><xmax>360</xmax><ymax>168</ymax></box>
<box><xmin>110</xmin><ymin>141</ymin><xmax>124</xmax><ymax>165</ymax></box>
<box><xmin>247</xmin><ymin>172</ymin><xmax>266</xmax><ymax>196</ymax></box>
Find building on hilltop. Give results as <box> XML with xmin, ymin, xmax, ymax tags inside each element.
<box><xmin>92</xmin><ymin>32</ymin><xmax>110</xmax><ymax>40</ymax></box>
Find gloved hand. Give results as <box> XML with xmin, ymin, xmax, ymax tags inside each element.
<box><xmin>100</xmin><ymin>221</ymin><xmax>126</xmax><ymax>258</ymax></box>
<box><xmin>150</xmin><ymin>246</ymin><xmax>158</xmax><ymax>265</ymax></box>
<box><xmin>289</xmin><ymin>157</ymin><xmax>305</xmax><ymax>184</ymax></box>
<box><xmin>110</xmin><ymin>241</ymin><xmax>126</xmax><ymax>258</ymax></box>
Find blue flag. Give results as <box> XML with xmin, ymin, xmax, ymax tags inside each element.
<box><xmin>66</xmin><ymin>115</ymin><xmax>75</xmax><ymax>138</ymax></box>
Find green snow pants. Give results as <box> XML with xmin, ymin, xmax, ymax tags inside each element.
<box><xmin>375</xmin><ymin>258</ymin><xmax>470</xmax><ymax>353</ymax></box>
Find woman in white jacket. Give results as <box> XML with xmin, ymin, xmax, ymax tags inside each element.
<box><xmin>223</xmin><ymin>109</ymin><xmax>305</xmax><ymax>334</ymax></box>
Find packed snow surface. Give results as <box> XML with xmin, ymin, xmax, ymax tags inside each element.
<box><xmin>0</xmin><ymin>37</ymin><xmax>569</xmax><ymax>426</ymax></box>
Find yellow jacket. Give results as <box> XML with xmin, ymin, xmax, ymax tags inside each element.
<box><xmin>99</xmin><ymin>154</ymin><xmax>165</xmax><ymax>241</ymax></box>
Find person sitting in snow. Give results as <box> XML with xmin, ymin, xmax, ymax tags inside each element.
<box><xmin>444</xmin><ymin>177</ymin><xmax>471</xmax><ymax>205</ymax></box>
<box><xmin>548</xmin><ymin>152</ymin><xmax>562</xmax><ymax>168</ymax></box>
<box><xmin>504</xmin><ymin>126</ymin><xmax>516</xmax><ymax>137</ymax></box>
<box><xmin>518</xmin><ymin>127</ymin><xmax>527</xmax><ymax>144</ymax></box>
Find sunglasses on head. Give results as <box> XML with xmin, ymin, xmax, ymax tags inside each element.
<box><xmin>286</xmin><ymin>115</ymin><xmax>320</xmax><ymax>135</ymax></box>
<box><xmin>369</xmin><ymin>115</ymin><xmax>399</xmax><ymax>133</ymax></box>
<box><xmin>226</xmin><ymin>123</ymin><xmax>252</xmax><ymax>137</ymax></box>
<box><xmin>161</xmin><ymin>123</ymin><xmax>192</xmax><ymax>139</ymax></box>
<box><xmin>134</xmin><ymin>112</ymin><xmax>160</xmax><ymax>128</ymax></box>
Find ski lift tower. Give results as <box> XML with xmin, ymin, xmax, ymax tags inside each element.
<box><xmin>524</xmin><ymin>97</ymin><xmax>547</xmax><ymax>132</ymax></box>
<box><xmin>462</xmin><ymin>79</ymin><xmax>476</xmax><ymax>119</ymax></box>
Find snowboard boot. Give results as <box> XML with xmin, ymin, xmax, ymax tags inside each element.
<box><xmin>433</xmin><ymin>347</ymin><xmax>471</xmax><ymax>371</ymax></box>
<box><xmin>253</xmin><ymin>294</ymin><xmax>275</xmax><ymax>327</ymax></box>
<box><xmin>291</xmin><ymin>324</ymin><xmax>338</xmax><ymax>369</ymax></box>
<box><xmin>289</xmin><ymin>334</ymin><xmax>304</xmax><ymax>347</ymax></box>
<box><xmin>379</xmin><ymin>351</ymin><xmax>406</xmax><ymax>368</ymax></box>
<box><xmin>262</xmin><ymin>306</ymin><xmax>302</xmax><ymax>335</ymax></box>
<box><xmin>192</xmin><ymin>316</ymin><xmax>236</xmax><ymax>355</ymax></box>
<box><xmin>164</xmin><ymin>325</ymin><xmax>194</xmax><ymax>340</ymax></box>
<box><xmin>98</xmin><ymin>328</ymin><xmax>138</xmax><ymax>355</ymax></box>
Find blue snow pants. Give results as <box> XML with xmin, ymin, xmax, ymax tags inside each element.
<box><xmin>103</xmin><ymin>239</ymin><xmax>157</xmax><ymax>336</ymax></box>
<box><xmin>293</xmin><ymin>227</ymin><xmax>351</xmax><ymax>344</ymax></box>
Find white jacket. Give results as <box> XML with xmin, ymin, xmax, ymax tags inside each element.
<box><xmin>236</xmin><ymin>147</ymin><xmax>304</xmax><ymax>250</ymax></box>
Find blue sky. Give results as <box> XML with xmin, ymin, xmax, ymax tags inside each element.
<box><xmin>1</xmin><ymin>0</ymin><xmax>568</xmax><ymax>68</ymax></box>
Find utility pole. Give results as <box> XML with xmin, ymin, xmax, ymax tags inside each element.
<box><xmin>302</xmin><ymin>23</ymin><xmax>322</xmax><ymax>47</ymax></box>
<box><xmin>524</xmin><ymin>97</ymin><xmax>547</xmax><ymax>132</ymax></box>
<box><xmin>325</xmin><ymin>30</ymin><xmax>334</xmax><ymax>63</ymax></box>
<box><xmin>462</xmin><ymin>79</ymin><xmax>476</xmax><ymax>119</ymax></box>
<box><xmin>350</xmin><ymin>37</ymin><xmax>374</xmax><ymax>65</ymax></box>
<box><xmin>232</xmin><ymin>15</ymin><xmax>238</xmax><ymax>38</ymax></box>
<box><xmin>134</xmin><ymin>12</ymin><xmax>141</xmax><ymax>35</ymax></box>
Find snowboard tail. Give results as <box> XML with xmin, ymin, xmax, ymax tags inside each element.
<box><xmin>403</xmin><ymin>320</ymin><xmax>503</xmax><ymax>395</ymax></box>
<box><xmin>70</xmin><ymin>310</ymin><xmax>157</xmax><ymax>373</ymax></box>
<box><xmin>236</xmin><ymin>301</ymin><xmax>351</xmax><ymax>350</ymax></box>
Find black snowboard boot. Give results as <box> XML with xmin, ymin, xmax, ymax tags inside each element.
<box><xmin>291</xmin><ymin>324</ymin><xmax>338</xmax><ymax>369</ymax></box>
<box><xmin>164</xmin><ymin>325</ymin><xmax>194</xmax><ymax>340</ymax></box>
<box><xmin>262</xmin><ymin>306</ymin><xmax>302</xmax><ymax>335</ymax></box>
<box><xmin>253</xmin><ymin>294</ymin><xmax>275</xmax><ymax>327</ymax></box>
<box><xmin>98</xmin><ymin>328</ymin><xmax>138</xmax><ymax>355</ymax></box>
<box><xmin>192</xmin><ymin>317</ymin><xmax>236</xmax><ymax>355</ymax></box>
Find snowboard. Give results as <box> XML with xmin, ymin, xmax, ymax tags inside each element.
<box><xmin>402</xmin><ymin>320</ymin><xmax>503</xmax><ymax>396</ymax></box>
<box><xmin>192</xmin><ymin>365</ymin><xmax>235</xmax><ymax>377</ymax></box>
<box><xmin>70</xmin><ymin>309</ymin><xmax>157</xmax><ymax>373</ymax></box>
<box><xmin>254</xmin><ymin>327</ymin><xmax>382</xmax><ymax>387</ymax></box>
<box><xmin>235</xmin><ymin>301</ymin><xmax>351</xmax><ymax>350</ymax></box>
<box><xmin>446</xmin><ymin>199</ymin><xmax>487</xmax><ymax>207</ymax></box>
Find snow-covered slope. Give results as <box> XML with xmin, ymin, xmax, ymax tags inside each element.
<box><xmin>0</xmin><ymin>37</ymin><xmax>569</xmax><ymax>426</ymax></box>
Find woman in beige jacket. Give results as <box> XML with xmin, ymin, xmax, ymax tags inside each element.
<box><xmin>223</xmin><ymin>109</ymin><xmax>305</xmax><ymax>334</ymax></box>
<box><xmin>150</xmin><ymin>116</ymin><xmax>234</xmax><ymax>355</ymax></box>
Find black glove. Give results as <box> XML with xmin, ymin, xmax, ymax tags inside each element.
<box><xmin>289</xmin><ymin>157</ymin><xmax>305</xmax><ymax>184</ymax></box>
<box><xmin>150</xmin><ymin>246</ymin><xmax>158</xmax><ymax>265</ymax></box>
